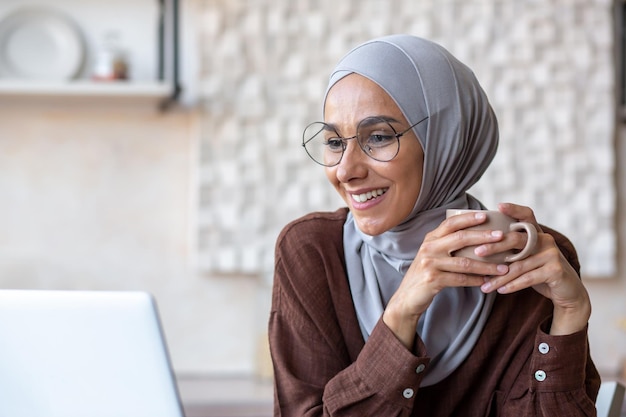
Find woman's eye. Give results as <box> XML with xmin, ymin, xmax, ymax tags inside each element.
<box><xmin>366</xmin><ymin>133</ymin><xmax>395</xmax><ymax>147</ymax></box>
<box><xmin>324</xmin><ymin>138</ymin><xmax>344</xmax><ymax>152</ymax></box>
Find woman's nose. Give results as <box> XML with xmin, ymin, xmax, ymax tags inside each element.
<box><xmin>335</xmin><ymin>140</ymin><xmax>368</xmax><ymax>182</ymax></box>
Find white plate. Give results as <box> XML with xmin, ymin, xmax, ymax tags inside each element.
<box><xmin>0</xmin><ymin>7</ymin><xmax>85</xmax><ymax>81</ymax></box>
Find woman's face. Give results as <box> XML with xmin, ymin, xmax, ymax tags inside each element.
<box><xmin>324</xmin><ymin>74</ymin><xmax>424</xmax><ymax>236</ymax></box>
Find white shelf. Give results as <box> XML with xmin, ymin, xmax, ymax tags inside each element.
<box><xmin>0</xmin><ymin>80</ymin><xmax>172</xmax><ymax>98</ymax></box>
<box><xmin>0</xmin><ymin>80</ymin><xmax>176</xmax><ymax>108</ymax></box>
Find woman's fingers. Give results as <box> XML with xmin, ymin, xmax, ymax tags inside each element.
<box><xmin>409</xmin><ymin>245</ymin><xmax>509</xmax><ymax>290</ymax></box>
<box><xmin>454</xmin><ymin>203</ymin><xmax>539</xmax><ymax>260</ymax></box>
<box><xmin>442</xmin><ymin>255</ymin><xmax>509</xmax><ymax>278</ymax></box>
<box><xmin>437</xmin><ymin>210</ymin><xmax>489</xmax><ymax>235</ymax></box>
<box><xmin>473</xmin><ymin>229</ymin><xmax>529</xmax><ymax>258</ymax></box>
<box><xmin>498</xmin><ymin>202</ymin><xmax>543</xmax><ymax>232</ymax></box>
<box><xmin>429</xmin><ymin>271</ymin><xmax>488</xmax><ymax>290</ymax></box>
<box><xmin>480</xmin><ymin>256</ymin><xmax>542</xmax><ymax>293</ymax></box>
<box><xmin>479</xmin><ymin>234</ymin><xmax>574</xmax><ymax>296</ymax></box>
<box><xmin>479</xmin><ymin>232</ymin><xmax>552</xmax><ymax>293</ymax></box>
<box><xmin>497</xmin><ymin>202</ymin><xmax>534</xmax><ymax>221</ymax></box>
<box><xmin>398</xmin><ymin>256</ymin><xmax>505</xmax><ymax>319</ymax></box>
<box><xmin>428</xmin><ymin>211</ymin><xmax>506</xmax><ymax>256</ymax></box>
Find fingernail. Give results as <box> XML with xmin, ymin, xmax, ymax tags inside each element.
<box><xmin>491</xmin><ymin>230</ymin><xmax>503</xmax><ymax>238</ymax></box>
<box><xmin>497</xmin><ymin>285</ymin><xmax>508</xmax><ymax>294</ymax></box>
<box><xmin>474</xmin><ymin>245</ymin><xmax>487</xmax><ymax>256</ymax></box>
<box><xmin>496</xmin><ymin>264</ymin><xmax>508</xmax><ymax>273</ymax></box>
<box><xmin>481</xmin><ymin>281</ymin><xmax>492</xmax><ymax>292</ymax></box>
<box><xmin>475</xmin><ymin>212</ymin><xmax>486</xmax><ymax>219</ymax></box>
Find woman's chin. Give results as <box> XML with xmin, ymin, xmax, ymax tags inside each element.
<box><xmin>354</xmin><ymin>219</ymin><xmax>389</xmax><ymax>236</ymax></box>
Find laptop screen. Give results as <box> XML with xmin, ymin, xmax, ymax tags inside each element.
<box><xmin>0</xmin><ymin>290</ymin><xmax>185</xmax><ymax>417</ymax></box>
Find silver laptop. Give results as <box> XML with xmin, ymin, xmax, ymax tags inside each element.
<box><xmin>0</xmin><ymin>289</ymin><xmax>185</xmax><ymax>417</ymax></box>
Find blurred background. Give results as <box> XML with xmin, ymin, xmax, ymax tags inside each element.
<box><xmin>0</xmin><ymin>0</ymin><xmax>625</xmax><ymax>415</ymax></box>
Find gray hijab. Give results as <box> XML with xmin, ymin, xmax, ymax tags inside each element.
<box><xmin>324</xmin><ymin>35</ymin><xmax>499</xmax><ymax>386</ymax></box>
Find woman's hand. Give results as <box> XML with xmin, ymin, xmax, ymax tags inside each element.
<box><xmin>478</xmin><ymin>203</ymin><xmax>591</xmax><ymax>336</ymax></box>
<box><xmin>383</xmin><ymin>210</ymin><xmax>510</xmax><ymax>349</ymax></box>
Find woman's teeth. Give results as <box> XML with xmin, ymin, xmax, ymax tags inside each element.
<box><xmin>351</xmin><ymin>188</ymin><xmax>386</xmax><ymax>203</ymax></box>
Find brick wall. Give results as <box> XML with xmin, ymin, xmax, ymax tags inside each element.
<box><xmin>196</xmin><ymin>0</ymin><xmax>617</xmax><ymax>278</ymax></box>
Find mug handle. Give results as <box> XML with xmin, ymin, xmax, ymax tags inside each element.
<box><xmin>504</xmin><ymin>222</ymin><xmax>538</xmax><ymax>263</ymax></box>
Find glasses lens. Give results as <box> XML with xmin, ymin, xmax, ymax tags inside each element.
<box><xmin>356</xmin><ymin>118</ymin><xmax>400</xmax><ymax>162</ymax></box>
<box><xmin>303</xmin><ymin>122</ymin><xmax>343</xmax><ymax>166</ymax></box>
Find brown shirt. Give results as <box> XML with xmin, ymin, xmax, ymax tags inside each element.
<box><xmin>269</xmin><ymin>208</ymin><xmax>600</xmax><ymax>417</ymax></box>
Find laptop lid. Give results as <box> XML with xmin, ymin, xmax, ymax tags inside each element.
<box><xmin>0</xmin><ymin>289</ymin><xmax>185</xmax><ymax>417</ymax></box>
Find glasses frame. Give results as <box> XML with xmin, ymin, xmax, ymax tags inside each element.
<box><xmin>302</xmin><ymin>115</ymin><xmax>428</xmax><ymax>167</ymax></box>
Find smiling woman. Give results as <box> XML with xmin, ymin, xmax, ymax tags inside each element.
<box><xmin>268</xmin><ymin>35</ymin><xmax>600</xmax><ymax>417</ymax></box>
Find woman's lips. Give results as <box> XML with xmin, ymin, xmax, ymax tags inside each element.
<box><xmin>349</xmin><ymin>188</ymin><xmax>388</xmax><ymax>207</ymax></box>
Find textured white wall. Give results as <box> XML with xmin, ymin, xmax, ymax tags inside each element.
<box><xmin>196</xmin><ymin>0</ymin><xmax>617</xmax><ymax>279</ymax></box>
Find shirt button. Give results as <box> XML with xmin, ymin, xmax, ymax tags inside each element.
<box><xmin>402</xmin><ymin>388</ymin><xmax>415</xmax><ymax>399</ymax></box>
<box><xmin>416</xmin><ymin>364</ymin><xmax>426</xmax><ymax>374</ymax></box>
<box><xmin>534</xmin><ymin>370</ymin><xmax>547</xmax><ymax>382</ymax></box>
<box><xmin>538</xmin><ymin>342</ymin><xmax>550</xmax><ymax>354</ymax></box>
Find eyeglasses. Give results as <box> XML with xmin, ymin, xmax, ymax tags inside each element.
<box><xmin>302</xmin><ymin>115</ymin><xmax>428</xmax><ymax>167</ymax></box>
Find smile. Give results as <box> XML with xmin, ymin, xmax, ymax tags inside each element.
<box><xmin>350</xmin><ymin>188</ymin><xmax>387</xmax><ymax>203</ymax></box>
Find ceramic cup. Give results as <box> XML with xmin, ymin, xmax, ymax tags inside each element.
<box><xmin>445</xmin><ymin>209</ymin><xmax>538</xmax><ymax>264</ymax></box>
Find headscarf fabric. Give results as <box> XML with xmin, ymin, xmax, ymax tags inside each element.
<box><xmin>324</xmin><ymin>35</ymin><xmax>499</xmax><ymax>386</ymax></box>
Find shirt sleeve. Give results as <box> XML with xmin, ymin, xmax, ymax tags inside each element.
<box><xmin>270</xmin><ymin>267</ymin><xmax>432</xmax><ymax>417</ymax></box>
<box><xmin>500</xmin><ymin>318</ymin><xmax>600</xmax><ymax>416</ymax></box>
<box><xmin>322</xmin><ymin>319</ymin><xmax>431</xmax><ymax>415</ymax></box>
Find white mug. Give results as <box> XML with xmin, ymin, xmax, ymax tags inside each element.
<box><xmin>446</xmin><ymin>209</ymin><xmax>538</xmax><ymax>264</ymax></box>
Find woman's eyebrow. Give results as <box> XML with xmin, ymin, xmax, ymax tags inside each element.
<box><xmin>324</xmin><ymin>116</ymin><xmax>403</xmax><ymax>133</ymax></box>
<box><xmin>358</xmin><ymin>116</ymin><xmax>402</xmax><ymax>128</ymax></box>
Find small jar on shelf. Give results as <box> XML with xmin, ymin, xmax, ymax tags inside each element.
<box><xmin>92</xmin><ymin>31</ymin><xmax>129</xmax><ymax>81</ymax></box>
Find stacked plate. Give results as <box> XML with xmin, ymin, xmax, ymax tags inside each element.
<box><xmin>0</xmin><ymin>7</ymin><xmax>85</xmax><ymax>81</ymax></box>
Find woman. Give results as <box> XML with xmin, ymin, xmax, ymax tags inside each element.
<box><xmin>269</xmin><ymin>35</ymin><xmax>599</xmax><ymax>416</ymax></box>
